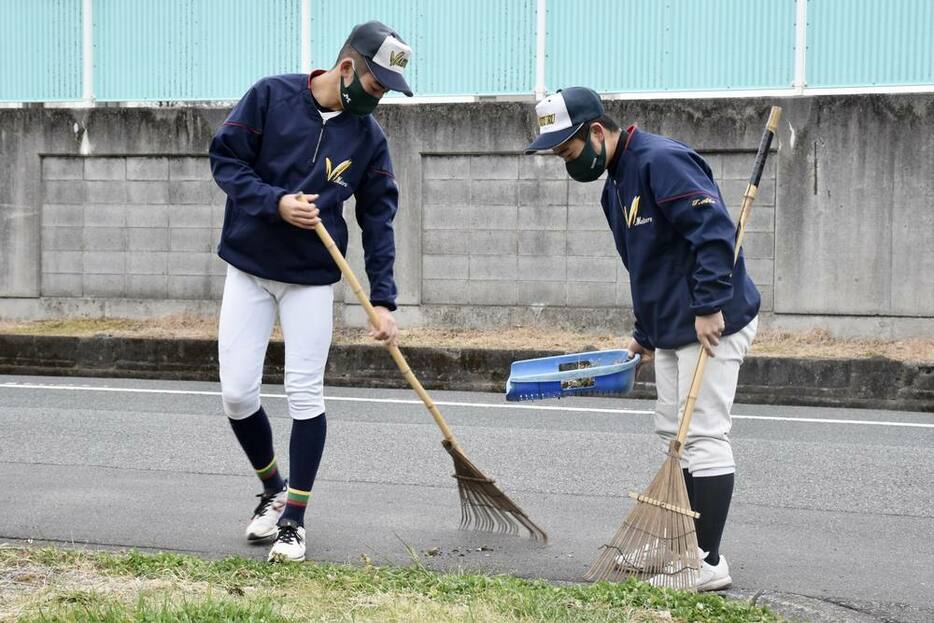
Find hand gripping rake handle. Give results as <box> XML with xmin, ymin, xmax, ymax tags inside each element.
<box><xmin>309</xmin><ymin>215</ymin><xmax>459</xmax><ymax>448</ymax></box>
<box><xmin>672</xmin><ymin>106</ymin><xmax>782</xmax><ymax>456</ymax></box>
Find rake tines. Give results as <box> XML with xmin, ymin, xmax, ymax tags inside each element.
<box><xmin>312</xmin><ymin>218</ymin><xmax>547</xmax><ymax>542</ymax></box>
<box><xmin>443</xmin><ymin>440</ymin><xmax>548</xmax><ymax>542</ymax></box>
<box><xmin>585</xmin><ymin>448</ymin><xmax>700</xmax><ymax>589</ymax></box>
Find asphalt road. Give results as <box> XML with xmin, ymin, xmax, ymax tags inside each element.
<box><xmin>1</xmin><ymin>375</ymin><xmax>932</xmax><ymax>622</ymax></box>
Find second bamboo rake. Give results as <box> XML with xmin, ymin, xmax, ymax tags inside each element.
<box><xmin>308</xmin><ymin>213</ymin><xmax>547</xmax><ymax>542</ymax></box>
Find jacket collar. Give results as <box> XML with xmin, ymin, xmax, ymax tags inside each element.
<box><xmin>304</xmin><ymin>70</ymin><xmax>354</xmax><ymax>125</ymax></box>
<box><xmin>609</xmin><ymin>124</ymin><xmax>638</xmax><ymax>180</ymax></box>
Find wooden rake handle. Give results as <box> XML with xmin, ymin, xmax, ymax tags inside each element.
<box><xmin>673</xmin><ymin>106</ymin><xmax>782</xmax><ymax>452</ymax></box>
<box><xmin>309</xmin><ymin>215</ymin><xmax>459</xmax><ymax>447</ymax></box>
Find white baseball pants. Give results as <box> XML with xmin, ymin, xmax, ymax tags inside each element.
<box><xmin>219</xmin><ymin>264</ymin><xmax>333</xmax><ymax>421</ymax></box>
<box><xmin>653</xmin><ymin>316</ymin><xmax>758</xmax><ymax>476</ymax></box>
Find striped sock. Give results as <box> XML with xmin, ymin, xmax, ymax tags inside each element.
<box><xmin>228</xmin><ymin>407</ymin><xmax>285</xmax><ymax>494</ymax></box>
<box><xmin>284</xmin><ymin>487</ymin><xmax>311</xmax><ymax>515</ymax></box>
<box><xmin>256</xmin><ymin>457</ymin><xmax>285</xmax><ymax>493</ymax></box>
<box><xmin>279</xmin><ymin>413</ymin><xmax>327</xmax><ymax>527</ymax></box>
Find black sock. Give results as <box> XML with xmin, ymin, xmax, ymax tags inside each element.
<box><xmin>229</xmin><ymin>407</ymin><xmax>285</xmax><ymax>494</ymax></box>
<box><xmin>682</xmin><ymin>468</ymin><xmax>695</xmax><ymax>509</ymax></box>
<box><xmin>691</xmin><ymin>472</ymin><xmax>735</xmax><ymax>566</ymax></box>
<box><xmin>280</xmin><ymin>413</ymin><xmax>327</xmax><ymax>527</ymax></box>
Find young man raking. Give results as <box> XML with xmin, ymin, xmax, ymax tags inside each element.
<box><xmin>209</xmin><ymin>21</ymin><xmax>413</xmax><ymax>562</ymax></box>
<box><xmin>525</xmin><ymin>87</ymin><xmax>760</xmax><ymax>591</ymax></box>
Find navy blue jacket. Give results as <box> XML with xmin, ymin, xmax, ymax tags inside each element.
<box><xmin>602</xmin><ymin>127</ymin><xmax>760</xmax><ymax>350</ymax></box>
<box><xmin>210</xmin><ymin>72</ymin><xmax>399</xmax><ymax>310</ymax></box>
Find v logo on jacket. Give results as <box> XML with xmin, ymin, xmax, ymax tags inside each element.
<box><xmin>326</xmin><ymin>157</ymin><xmax>352</xmax><ymax>187</ymax></box>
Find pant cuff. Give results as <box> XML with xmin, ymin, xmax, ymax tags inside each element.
<box><xmin>691</xmin><ymin>465</ymin><xmax>735</xmax><ymax>478</ymax></box>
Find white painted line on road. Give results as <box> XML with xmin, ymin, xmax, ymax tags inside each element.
<box><xmin>1</xmin><ymin>381</ymin><xmax>932</xmax><ymax>429</ymax></box>
<box><xmin>321</xmin><ymin>394</ymin><xmax>652</xmax><ymax>415</ymax></box>
<box><xmin>725</xmin><ymin>414</ymin><xmax>934</xmax><ymax>428</ymax></box>
<box><xmin>0</xmin><ymin>382</ymin><xmax>649</xmax><ymax>415</ymax></box>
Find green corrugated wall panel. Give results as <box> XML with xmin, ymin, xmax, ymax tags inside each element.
<box><xmin>4</xmin><ymin>1</ymin><xmax>934</xmax><ymax>102</ymax></box>
<box><xmin>546</xmin><ymin>0</ymin><xmax>796</xmax><ymax>93</ymax></box>
<box><xmin>0</xmin><ymin>0</ymin><xmax>83</xmax><ymax>102</ymax></box>
<box><xmin>93</xmin><ymin>0</ymin><xmax>301</xmax><ymax>101</ymax></box>
<box><xmin>807</xmin><ymin>0</ymin><xmax>934</xmax><ymax>87</ymax></box>
<box><xmin>310</xmin><ymin>0</ymin><xmax>536</xmax><ymax>96</ymax></box>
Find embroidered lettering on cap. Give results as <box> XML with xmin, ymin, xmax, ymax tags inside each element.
<box><xmin>389</xmin><ymin>50</ymin><xmax>408</xmax><ymax>68</ymax></box>
<box><xmin>372</xmin><ymin>35</ymin><xmax>413</xmax><ymax>75</ymax></box>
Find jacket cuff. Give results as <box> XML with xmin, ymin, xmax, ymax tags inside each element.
<box><xmin>692</xmin><ymin>304</ymin><xmax>722</xmax><ymax>317</ymax></box>
<box><xmin>633</xmin><ymin>325</ymin><xmax>655</xmax><ymax>351</ymax></box>
<box><xmin>266</xmin><ymin>188</ymin><xmax>289</xmax><ymax>222</ymax></box>
<box><xmin>370</xmin><ymin>299</ymin><xmax>397</xmax><ymax>312</ymax></box>
<box><xmin>633</xmin><ymin>335</ymin><xmax>654</xmax><ymax>351</ymax></box>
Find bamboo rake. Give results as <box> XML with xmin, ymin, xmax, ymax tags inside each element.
<box><xmin>307</xmin><ymin>212</ymin><xmax>547</xmax><ymax>542</ymax></box>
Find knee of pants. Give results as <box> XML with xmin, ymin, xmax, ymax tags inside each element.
<box><xmin>285</xmin><ymin>382</ymin><xmax>325</xmax><ymax>420</ymax></box>
<box><xmin>222</xmin><ymin>384</ymin><xmax>262</xmax><ymax>420</ymax></box>
<box><xmin>284</xmin><ymin>363</ymin><xmax>326</xmax><ymax>419</ymax></box>
<box><xmin>682</xmin><ymin>435</ymin><xmax>735</xmax><ymax>476</ymax></box>
<box><xmin>653</xmin><ymin>400</ymin><xmax>679</xmax><ymax>438</ymax></box>
<box><xmin>287</xmin><ymin>394</ymin><xmax>325</xmax><ymax>420</ymax></box>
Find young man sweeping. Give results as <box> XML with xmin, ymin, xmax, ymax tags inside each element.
<box><xmin>209</xmin><ymin>21</ymin><xmax>413</xmax><ymax>562</ymax></box>
<box><xmin>525</xmin><ymin>88</ymin><xmax>759</xmax><ymax>591</ymax></box>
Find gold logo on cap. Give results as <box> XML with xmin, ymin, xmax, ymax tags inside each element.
<box><xmin>537</xmin><ymin>113</ymin><xmax>556</xmax><ymax>127</ymax></box>
<box><xmin>389</xmin><ymin>51</ymin><xmax>409</xmax><ymax>68</ymax></box>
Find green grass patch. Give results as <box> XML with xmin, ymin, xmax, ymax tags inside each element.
<box><xmin>0</xmin><ymin>547</ymin><xmax>780</xmax><ymax>623</ymax></box>
<box><xmin>19</xmin><ymin>594</ymin><xmax>473</xmax><ymax>623</ymax></box>
<box><xmin>19</xmin><ymin>593</ymin><xmax>289</xmax><ymax>623</ymax></box>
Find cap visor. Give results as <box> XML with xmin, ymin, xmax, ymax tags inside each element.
<box><xmin>369</xmin><ymin>62</ymin><xmax>414</xmax><ymax>96</ymax></box>
<box><xmin>524</xmin><ymin>123</ymin><xmax>582</xmax><ymax>154</ymax></box>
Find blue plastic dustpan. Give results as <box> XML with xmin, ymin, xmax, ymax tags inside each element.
<box><xmin>505</xmin><ymin>349</ymin><xmax>640</xmax><ymax>401</ymax></box>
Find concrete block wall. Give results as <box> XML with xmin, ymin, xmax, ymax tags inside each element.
<box><xmin>421</xmin><ymin>151</ymin><xmax>776</xmax><ymax>312</ymax></box>
<box><xmin>1</xmin><ymin>95</ymin><xmax>932</xmax><ymax>338</ymax></box>
<box><xmin>40</xmin><ymin>156</ymin><xmax>227</xmax><ymax>301</ymax></box>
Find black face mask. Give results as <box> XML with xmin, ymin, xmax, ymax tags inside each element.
<box><xmin>565</xmin><ymin>130</ymin><xmax>607</xmax><ymax>182</ymax></box>
<box><xmin>340</xmin><ymin>66</ymin><xmax>381</xmax><ymax>116</ymax></box>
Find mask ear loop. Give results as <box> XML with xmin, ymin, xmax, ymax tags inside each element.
<box><xmin>338</xmin><ymin>59</ymin><xmax>357</xmax><ymax>110</ymax></box>
<box><xmin>341</xmin><ymin>59</ymin><xmax>355</xmax><ymax>86</ymax></box>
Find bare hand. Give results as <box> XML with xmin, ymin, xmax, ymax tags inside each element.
<box><xmin>626</xmin><ymin>338</ymin><xmax>654</xmax><ymax>378</ymax></box>
<box><xmin>369</xmin><ymin>306</ymin><xmax>399</xmax><ymax>346</ymax></box>
<box><xmin>695</xmin><ymin>311</ymin><xmax>725</xmax><ymax>357</ymax></box>
<box><xmin>278</xmin><ymin>193</ymin><xmax>320</xmax><ymax>230</ymax></box>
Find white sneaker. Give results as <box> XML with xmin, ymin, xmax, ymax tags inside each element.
<box><xmin>245</xmin><ymin>486</ymin><xmax>287</xmax><ymax>542</ymax></box>
<box><xmin>614</xmin><ymin>543</ymin><xmax>654</xmax><ymax>571</ymax></box>
<box><xmin>267</xmin><ymin>520</ymin><xmax>305</xmax><ymax>562</ymax></box>
<box><xmin>646</xmin><ymin>548</ymin><xmax>732</xmax><ymax>591</ymax></box>
<box><xmin>696</xmin><ymin>553</ymin><xmax>732</xmax><ymax>592</ymax></box>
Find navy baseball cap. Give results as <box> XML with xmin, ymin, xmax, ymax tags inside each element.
<box><xmin>346</xmin><ymin>20</ymin><xmax>413</xmax><ymax>97</ymax></box>
<box><xmin>525</xmin><ymin>87</ymin><xmax>604</xmax><ymax>153</ymax></box>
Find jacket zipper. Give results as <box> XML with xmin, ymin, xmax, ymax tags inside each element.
<box><xmin>615</xmin><ymin>187</ymin><xmax>629</xmax><ymax>227</ymax></box>
<box><xmin>311</xmin><ymin>120</ymin><xmax>326</xmax><ymax>164</ymax></box>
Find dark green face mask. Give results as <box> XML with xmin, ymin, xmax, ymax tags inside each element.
<box><xmin>340</xmin><ymin>68</ymin><xmax>381</xmax><ymax>116</ymax></box>
<box><xmin>565</xmin><ymin>130</ymin><xmax>606</xmax><ymax>182</ymax></box>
